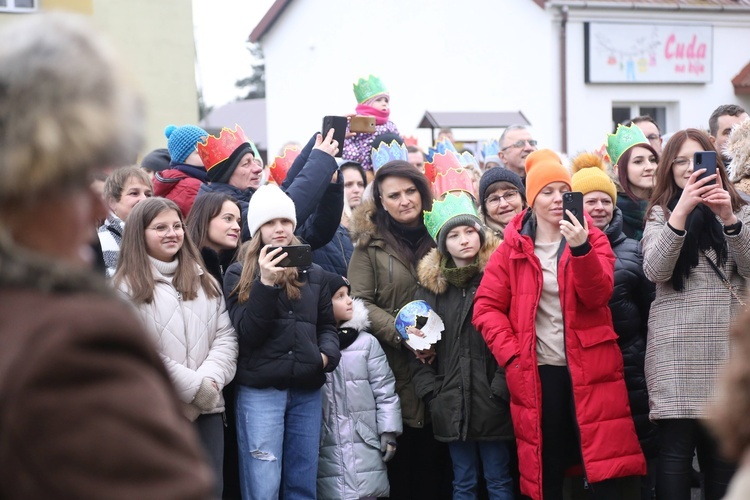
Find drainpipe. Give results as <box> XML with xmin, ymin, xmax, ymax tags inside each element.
<box><xmin>559</xmin><ymin>5</ymin><xmax>569</xmax><ymax>154</ymax></box>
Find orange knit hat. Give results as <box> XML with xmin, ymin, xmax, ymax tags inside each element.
<box><xmin>525</xmin><ymin>149</ymin><xmax>571</xmax><ymax>207</ymax></box>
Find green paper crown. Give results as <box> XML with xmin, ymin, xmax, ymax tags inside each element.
<box><xmin>606</xmin><ymin>124</ymin><xmax>649</xmax><ymax>166</ymax></box>
<box><xmin>353</xmin><ymin>75</ymin><xmax>388</xmax><ymax>104</ymax></box>
<box><xmin>423</xmin><ymin>192</ymin><xmax>479</xmax><ymax>242</ymax></box>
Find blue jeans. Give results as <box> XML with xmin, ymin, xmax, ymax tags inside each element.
<box><xmin>447</xmin><ymin>440</ymin><xmax>514</xmax><ymax>500</ymax></box>
<box><xmin>235</xmin><ymin>385</ymin><xmax>322</xmax><ymax>500</ymax></box>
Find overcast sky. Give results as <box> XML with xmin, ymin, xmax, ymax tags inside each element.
<box><xmin>193</xmin><ymin>0</ymin><xmax>274</xmax><ymax>108</ymax></box>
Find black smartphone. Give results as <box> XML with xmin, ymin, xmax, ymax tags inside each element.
<box><xmin>268</xmin><ymin>244</ymin><xmax>312</xmax><ymax>268</ymax></box>
<box><xmin>695</xmin><ymin>151</ymin><xmax>717</xmax><ymax>186</ymax></box>
<box><xmin>562</xmin><ymin>191</ymin><xmax>585</xmax><ymax>226</ymax></box>
<box><xmin>322</xmin><ymin>116</ymin><xmax>348</xmax><ymax>158</ymax></box>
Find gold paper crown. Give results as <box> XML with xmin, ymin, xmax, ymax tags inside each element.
<box><xmin>197</xmin><ymin>124</ymin><xmax>251</xmax><ymax>170</ymax></box>
<box><xmin>269</xmin><ymin>146</ymin><xmax>300</xmax><ymax>185</ymax></box>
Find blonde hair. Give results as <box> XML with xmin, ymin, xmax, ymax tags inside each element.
<box><xmin>232</xmin><ymin>232</ymin><xmax>304</xmax><ymax>303</ymax></box>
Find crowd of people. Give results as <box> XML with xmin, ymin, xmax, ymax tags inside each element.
<box><xmin>4</xmin><ymin>11</ymin><xmax>750</xmax><ymax>500</ymax></box>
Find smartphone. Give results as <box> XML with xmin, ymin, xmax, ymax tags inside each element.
<box><xmin>695</xmin><ymin>151</ymin><xmax>717</xmax><ymax>186</ymax></box>
<box><xmin>349</xmin><ymin>115</ymin><xmax>376</xmax><ymax>134</ymax></box>
<box><xmin>322</xmin><ymin>116</ymin><xmax>348</xmax><ymax>158</ymax></box>
<box><xmin>268</xmin><ymin>244</ymin><xmax>312</xmax><ymax>268</ymax></box>
<box><xmin>562</xmin><ymin>191</ymin><xmax>585</xmax><ymax>226</ymax></box>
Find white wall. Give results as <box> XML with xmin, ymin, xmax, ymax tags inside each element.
<box><xmin>562</xmin><ymin>6</ymin><xmax>750</xmax><ymax>155</ymax></box>
<box><xmin>261</xmin><ymin>0</ymin><xmax>559</xmax><ymax>155</ymax></box>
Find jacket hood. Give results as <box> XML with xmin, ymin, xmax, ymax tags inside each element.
<box><xmin>348</xmin><ymin>199</ymin><xmax>379</xmax><ymax>248</ymax></box>
<box><xmin>728</xmin><ymin>118</ymin><xmax>750</xmax><ymax>182</ymax></box>
<box><xmin>417</xmin><ymin>232</ymin><xmax>500</xmax><ymax>294</ymax></box>
<box><xmin>339</xmin><ymin>298</ymin><xmax>370</xmax><ymax>333</ymax></box>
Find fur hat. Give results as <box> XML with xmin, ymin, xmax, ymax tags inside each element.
<box><xmin>165</xmin><ymin>124</ymin><xmax>208</xmax><ymax>164</ymax></box>
<box><xmin>525</xmin><ymin>149</ymin><xmax>571</xmax><ymax>207</ymax></box>
<box><xmin>0</xmin><ymin>13</ymin><xmax>144</xmax><ymax>204</ymax></box>
<box><xmin>727</xmin><ymin>118</ymin><xmax>750</xmax><ymax>183</ymax></box>
<box><xmin>478</xmin><ymin>166</ymin><xmax>526</xmax><ymax>214</ymax></box>
<box><xmin>571</xmin><ymin>152</ymin><xmax>617</xmax><ymax>203</ymax></box>
<box><xmin>246</xmin><ymin>184</ymin><xmax>297</xmax><ymax>238</ymax></box>
<box><xmin>140</xmin><ymin>148</ymin><xmax>171</xmax><ymax>173</ymax></box>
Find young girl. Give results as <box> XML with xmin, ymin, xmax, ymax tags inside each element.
<box><xmin>114</xmin><ymin>197</ymin><xmax>238</xmax><ymax>498</ymax></box>
<box><xmin>317</xmin><ymin>272</ymin><xmax>402</xmax><ymax>500</ymax></box>
<box><xmin>413</xmin><ymin>192</ymin><xmax>514</xmax><ymax>499</ymax></box>
<box><xmin>223</xmin><ymin>184</ymin><xmax>340</xmax><ymax>499</ymax></box>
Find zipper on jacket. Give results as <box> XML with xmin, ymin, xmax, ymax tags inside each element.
<box><xmin>388</xmin><ymin>255</ymin><xmax>393</xmax><ymax>283</ymax></box>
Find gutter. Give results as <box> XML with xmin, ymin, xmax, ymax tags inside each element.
<box><xmin>548</xmin><ymin>1</ymin><xmax>750</xmax><ymax>12</ymax></box>
<box><xmin>559</xmin><ymin>5</ymin><xmax>569</xmax><ymax>155</ymax></box>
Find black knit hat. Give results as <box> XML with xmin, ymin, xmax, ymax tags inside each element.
<box><xmin>140</xmin><ymin>148</ymin><xmax>171</xmax><ymax>173</ymax></box>
<box><xmin>323</xmin><ymin>271</ymin><xmax>351</xmax><ymax>297</ymax></box>
<box><xmin>206</xmin><ymin>142</ymin><xmax>254</xmax><ymax>184</ymax></box>
<box><xmin>437</xmin><ymin>214</ymin><xmax>485</xmax><ymax>255</ymax></box>
<box><xmin>478</xmin><ymin>167</ymin><xmax>526</xmax><ymax>213</ymax></box>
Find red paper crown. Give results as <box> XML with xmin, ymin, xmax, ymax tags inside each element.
<box><xmin>197</xmin><ymin>124</ymin><xmax>250</xmax><ymax>170</ymax></box>
<box><xmin>269</xmin><ymin>146</ymin><xmax>300</xmax><ymax>185</ymax></box>
<box><xmin>403</xmin><ymin>135</ymin><xmax>419</xmax><ymax>147</ymax></box>
<box><xmin>432</xmin><ymin>167</ymin><xmax>475</xmax><ymax>199</ymax></box>
<box><xmin>424</xmin><ymin>150</ymin><xmax>463</xmax><ymax>183</ymax></box>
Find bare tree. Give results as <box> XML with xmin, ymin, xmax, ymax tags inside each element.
<box><xmin>235</xmin><ymin>42</ymin><xmax>265</xmax><ymax>99</ymax></box>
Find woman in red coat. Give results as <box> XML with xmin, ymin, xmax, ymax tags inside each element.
<box><xmin>473</xmin><ymin>150</ymin><xmax>645</xmax><ymax>500</ymax></box>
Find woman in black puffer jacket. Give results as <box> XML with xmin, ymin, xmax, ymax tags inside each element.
<box><xmin>572</xmin><ymin>155</ymin><xmax>656</xmax><ymax>500</ymax></box>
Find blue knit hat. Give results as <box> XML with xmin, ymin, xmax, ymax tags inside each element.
<box><xmin>164</xmin><ymin>124</ymin><xmax>208</xmax><ymax>164</ymax></box>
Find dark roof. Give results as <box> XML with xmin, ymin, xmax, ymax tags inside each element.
<box><xmin>417</xmin><ymin>111</ymin><xmax>530</xmax><ymax>130</ymax></box>
<box><xmin>733</xmin><ymin>61</ymin><xmax>750</xmax><ymax>96</ymax></box>
<box><xmin>199</xmin><ymin>99</ymin><xmax>267</xmax><ymax>149</ymax></box>
<box><xmin>249</xmin><ymin>0</ymin><xmax>291</xmax><ymax>43</ymax></box>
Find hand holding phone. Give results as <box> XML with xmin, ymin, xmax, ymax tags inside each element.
<box><xmin>322</xmin><ymin>116</ymin><xmax>348</xmax><ymax>158</ymax></box>
<box><xmin>266</xmin><ymin>244</ymin><xmax>312</xmax><ymax>268</ymax></box>
<box><xmin>562</xmin><ymin>191</ymin><xmax>585</xmax><ymax>226</ymax></box>
<box><xmin>695</xmin><ymin>151</ymin><xmax>717</xmax><ymax>186</ymax></box>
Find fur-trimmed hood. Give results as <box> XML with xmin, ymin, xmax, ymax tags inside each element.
<box><xmin>417</xmin><ymin>232</ymin><xmax>500</xmax><ymax>294</ymax></box>
<box><xmin>348</xmin><ymin>199</ymin><xmax>379</xmax><ymax>248</ymax></box>
<box><xmin>728</xmin><ymin>118</ymin><xmax>750</xmax><ymax>182</ymax></box>
<box><xmin>339</xmin><ymin>298</ymin><xmax>370</xmax><ymax>333</ymax></box>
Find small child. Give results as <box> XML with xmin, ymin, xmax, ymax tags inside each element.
<box><xmin>343</xmin><ymin>75</ymin><xmax>400</xmax><ymax>176</ymax></box>
<box><xmin>317</xmin><ymin>272</ymin><xmax>403</xmax><ymax>500</ymax></box>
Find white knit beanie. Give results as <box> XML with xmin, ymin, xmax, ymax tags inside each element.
<box><xmin>247</xmin><ymin>184</ymin><xmax>297</xmax><ymax>238</ymax></box>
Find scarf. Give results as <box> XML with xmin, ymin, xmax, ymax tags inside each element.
<box><xmin>616</xmin><ymin>194</ymin><xmax>648</xmax><ymax>241</ymax></box>
<box><xmin>337</xmin><ymin>327</ymin><xmax>359</xmax><ymax>350</ymax></box>
<box><xmin>355</xmin><ymin>103</ymin><xmax>390</xmax><ymax>125</ymax></box>
<box><xmin>390</xmin><ymin>218</ymin><xmax>430</xmax><ymax>264</ymax></box>
<box><xmin>173</xmin><ymin>162</ymin><xmax>208</xmax><ymax>182</ymax></box>
<box><xmin>666</xmin><ymin>191</ymin><xmax>727</xmax><ymax>291</ymax></box>
<box><xmin>441</xmin><ymin>255</ymin><xmax>480</xmax><ymax>289</ymax></box>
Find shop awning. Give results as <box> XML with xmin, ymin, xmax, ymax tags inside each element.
<box><xmin>417</xmin><ymin>111</ymin><xmax>530</xmax><ymax>130</ymax></box>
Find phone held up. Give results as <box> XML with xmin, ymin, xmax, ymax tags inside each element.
<box><xmin>349</xmin><ymin>115</ymin><xmax>376</xmax><ymax>134</ymax></box>
<box><xmin>695</xmin><ymin>150</ymin><xmax>717</xmax><ymax>186</ymax></box>
<box><xmin>562</xmin><ymin>191</ymin><xmax>585</xmax><ymax>227</ymax></box>
<box><xmin>322</xmin><ymin>116</ymin><xmax>348</xmax><ymax>158</ymax></box>
<box><xmin>268</xmin><ymin>244</ymin><xmax>312</xmax><ymax>268</ymax></box>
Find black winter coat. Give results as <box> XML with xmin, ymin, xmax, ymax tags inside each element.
<box><xmin>410</xmin><ymin>237</ymin><xmax>514</xmax><ymax>443</ymax></box>
<box><xmin>605</xmin><ymin>207</ymin><xmax>657</xmax><ymax>458</ymax></box>
<box><xmin>223</xmin><ymin>262</ymin><xmax>340</xmax><ymax>390</ymax></box>
<box><xmin>199</xmin><ymin>247</ymin><xmax>236</xmax><ymax>287</ymax></box>
<box><xmin>312</xmin><ymin>224</ymin><xmax>354</xmax><ymax>277</ymax></box>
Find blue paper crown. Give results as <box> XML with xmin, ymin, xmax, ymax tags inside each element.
<box><xmin>481</xmin><ymin>139</ymin><xmax>500</xmax><ymax>160</ymax></box>
<box><xmin>371</xmin><ymin>140</ymin><xmax>409</xmax><ymax>171</ymax></box>
<box><xmin>457</xmin><ymin>151</ymin><xmax>479</xmax><ymax>170</ymax></box>
<box><xmin>395</xmin><ymin>300</ymin><xmax>434</xmax><ymax>340</ymax></box>
<box><xmin>426</xmin><ymin>138</ymin><xmax>457</xmax><ymax>163</ymax></box>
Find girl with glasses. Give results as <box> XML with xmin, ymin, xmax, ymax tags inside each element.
<box><xmin>115</xmin><ymin>197</ymin><xmax>238</xmax><ymax>499</ymax></box>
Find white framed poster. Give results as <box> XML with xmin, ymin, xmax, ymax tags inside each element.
<box><xmin>585</xmin><ymin>22</ymin><xmax>712</xmax><ymax>84</ymax></box>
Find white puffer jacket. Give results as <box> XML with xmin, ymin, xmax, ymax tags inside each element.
<box><xmin>121</xmin><ymin>258</ymin><xmax>237</xmax><ymax>421</ymax></box>
<box><xmin>317</xmin><ymin>299</ymin><xmax>402</xmax><ymax>500</ymax></box>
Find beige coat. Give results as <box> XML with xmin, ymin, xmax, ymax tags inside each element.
<box><xmin>642</xmin><ymin>205</ymin><xmax>750</xmax><ymax>420</ymax></box>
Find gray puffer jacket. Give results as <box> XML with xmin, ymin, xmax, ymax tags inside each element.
<box><xmin>317</xmin><ymin>299</ymin><xmax>402</xmax><ymax>500</ymax></box>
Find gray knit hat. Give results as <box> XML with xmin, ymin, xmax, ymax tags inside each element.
<box><xmin>478</xmin><ymin>167</ymin><xmax>526</xmax><ymax>214</ymax></box>
<box><xmin>437</xmin><ymin>214</ymin><xmax>485</xmax><ymax>256</ymax></box>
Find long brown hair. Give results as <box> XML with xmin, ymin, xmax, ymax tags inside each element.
<box><xmin>231</xmin><ymin>227</ymin><xmax>304</xmax><ymax>303</ymax></box>
<box><xmin>648</xmin><ymin>128</ymin><xmax>745</xmax><ymax>219</ymax></box>
<box><xmin>371</xmin><ymin>161</ymin><xmax>435</xmax><ymax>264</ymax></box>
<box><xmin>616</xmin><ymin>143</ymin><xmax>659</xmax><ymax>202</ymax></box>
<box><xmin>187</xmin><ymin>192</ymin><xmax>241</xmax><ymax>259</ymax></box>
<box><xmin>114</xmin><ymin>197</ymin><xmax>219</xmax><ymax>303</ymax></box>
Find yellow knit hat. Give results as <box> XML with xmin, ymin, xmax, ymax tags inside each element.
<box><xmin>570</xmin><ymin>152</ymin><xmax>617</xmax><ymax>203</ymax></box>
<box><xmin>525</xmin><ymin>149</ymin><xmax>571</xmax><ymax>207</ymax></box>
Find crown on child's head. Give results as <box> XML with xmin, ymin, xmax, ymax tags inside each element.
<box><xmin>606</xmin><ymin>124</ymin><xmax>649</xmax><ymax>166</ymax></box>
<box><xmin>371</xmin><ymin>140</ymin><xmax>409</xmax><ymax>172</ymax></box>
<box><xmin>423</xmin><ymin>192</ymin><xmax>480</xmax><ymax>242</ymax></box>
<box><xmin>269</xmin><ymin>146</ymin><xmax>300</xmax><ymax>185</ymax></box>
<box><xmin>353</xmin><ymin>75</ymin><xmax>388</xmax><ymax>104</ymax></box>
<box><xmin>197</xmin><ymin>124</ymin><xmax>253</xmax><ymax>170</ymax></box>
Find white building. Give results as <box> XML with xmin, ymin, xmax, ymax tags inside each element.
<box><xmin>251</xmin><ymin>0</ymin><xmax>750</xmax><ymax>157</ymax></box>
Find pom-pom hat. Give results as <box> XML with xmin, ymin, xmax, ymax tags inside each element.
<box><xmin>165</xmin><ymin>124</ymin><xmax>208</xmax><ymax>164</ymax></box>
<box><xmin>570</xmin><ymin>152</ymin><xmax>617</xmax><ymax>203</ymax></box>
<box><xmin>525</xmin><ymin>149</ymin><xmax>571</xmax><ymax>207</ymax></box>
<box><xmin>246</xmin><ymin>184</ymin><xmax>297</xmax><ymax>238</ymax></box>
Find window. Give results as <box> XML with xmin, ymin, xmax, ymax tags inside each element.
<box><xmin>611</xmin><ymin>103</ymin><xmax>670</xmax><ymax>134</ymax></box>
<box><xmin>0</xmin><ymin>0</ymin><xmax>37</xmax><ymax>10</ymax></box>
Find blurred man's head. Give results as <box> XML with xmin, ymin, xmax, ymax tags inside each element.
<box><xmin>407</xmin><ymin>145</ymin><xmax>425</xmax><ymax>172</ymax></box>
<box><xmin>626</xmin><ymin>115</ymin><xmax>663</xmax><ymax>156</ymax></box>
<box><xmin>709</xmin><ymin>104</ymin><xmax>749</xmax><ymax>158</ymax></box>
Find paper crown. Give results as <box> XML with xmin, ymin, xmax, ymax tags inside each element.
<box><xmin>423</xmin><ymin>191</ymin><xmax>480</xmax><ymax>242</ymax></box>
<box><xmin>426</xmin><ymin>138</ymin><xmax>457</xmax><ymax>164</ymax></box>
<box><xmin>353</xmin><ymin>75</ymin><xmax>388</xmax><ymax>104</ymax></box>
<box><xmin>403</xmin><ymin>135</ymin><xmax>419</xmax><ymax>147</ymax></box>
<box><xmin>481</xmin><ymin>139</ymin><xmax>500</xmax><ymax>160</ymax></box>
<box><xmin>395</xmin><ymin>300</ymin><xmax>433</xmax><ymax>339</ymax></box>
<box><xmin>433</xmin><ymin>167</ymin><xmax>475</xmax><ymax>199</ymax></box>
<box><xmin>269</xmin><ymin>146</ymin><xmax>300</xmax><ymax>185</ymax></box>
<box><xmin>197</xmin><ymin>124</ymin><xmax>252</xmax><ymax>170</ymax></box>
<box><xmin>371</xmin><ymin>140</ymin><xmax>409</xmax><ymax>171</ymax></box>
<box><xmin>606</xmin><ymin>124</ymin><xmax>649</xmax><ymax>166</ymax></box>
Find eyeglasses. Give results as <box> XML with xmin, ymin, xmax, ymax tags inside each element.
<box><xmin>672</xmin><ymin>157</ymin><xmax>693</xmax><ymax>168</ymax></box>
<box><xmin>501</xmin><ymin>139</ymin><xmax>538</xmax><ymax>151</ymax></box>
<box><xmin>147</xmin><ymin>223</ymin><xmax>185</xmax><ymax>236</ymax></box>
<box><xmin>645</xmin><ymin>134</ymin><xmax>661</xmax><ymax>142</ymax></box>
<box><xmin>485</xmin><ymin>190</ymin><xmax>520</xmax><ymax>206</ymax></box>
